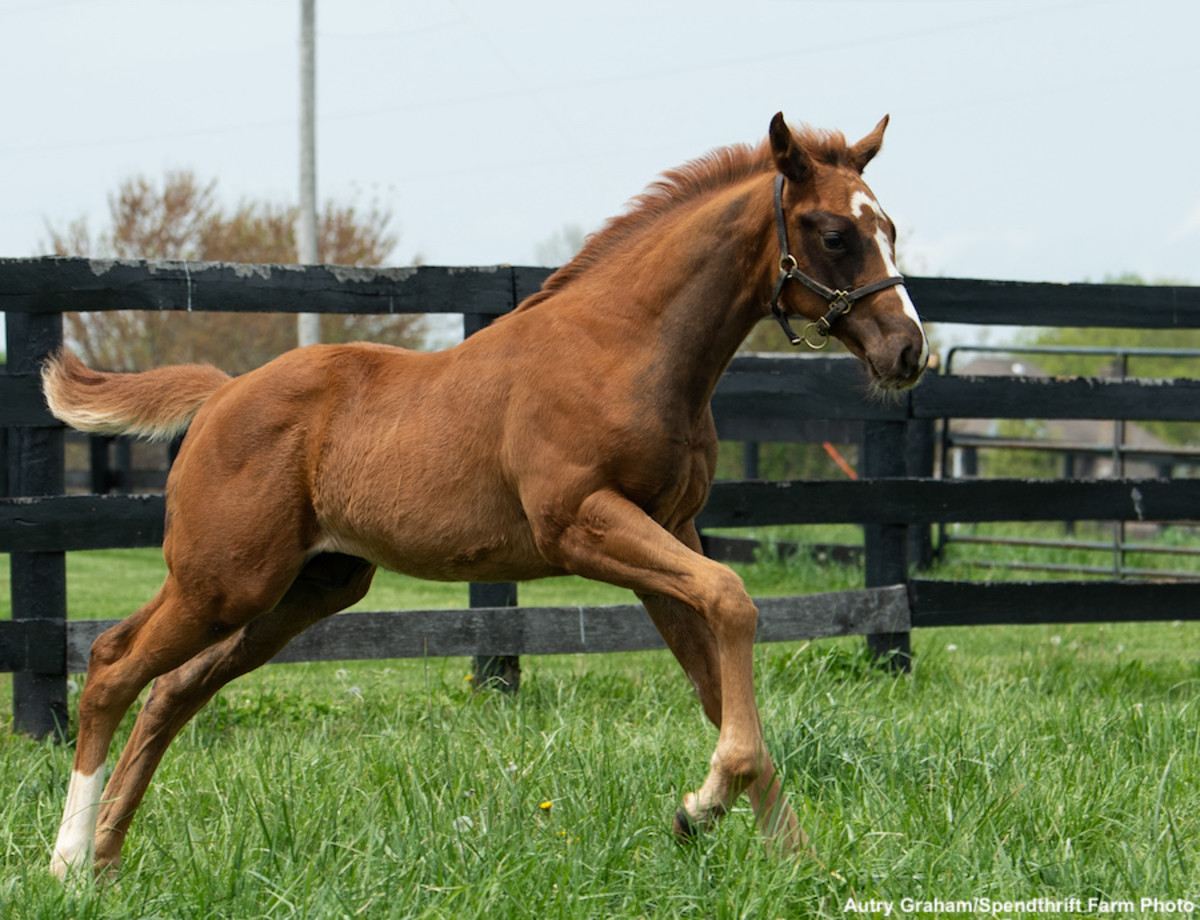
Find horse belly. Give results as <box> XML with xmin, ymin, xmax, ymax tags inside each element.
<box><xmin>312</xmin><ymin>463</ymin><xmax>560</xmax><ymax>583</ymax></box>
<box><xmin>315</xmin><ymin>519</ymin><xmax>562</xmax><ymax>583</ymax></box>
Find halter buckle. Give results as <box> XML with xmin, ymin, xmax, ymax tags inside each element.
<box><xmin>829</xmin><ymin>291</ymin><xmax>853</xmax><ymax>313</ymax></box>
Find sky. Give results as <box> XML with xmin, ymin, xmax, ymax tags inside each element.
<box><xmin>2</xmin><ymin>0</ymin><xmax>1198</xmax><ymax>296</ymax></box>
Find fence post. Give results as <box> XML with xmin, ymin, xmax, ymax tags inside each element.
<box><xmin>6</xmin><ymin>310</ymin><xmax>68</xmax><ymax>740</ymax></box>
<box><xmin>906</xmin><ymin>416</ymin><xmax>936</xmax><ymax>570</ymax></box>
<box><xmin>742</xmin><ymin>441</ymin><xmax>760</xmax><ymax>480</ymax></box>
<box><xmin>861</xmin><ymin>418</ymin><xmax>911</xmax><ymax>670</ymax></box>
<box><xmin>469</xmin><ymin>582</ymin><xmax>520</xmax><ymax>692</ymax></box>
<box><xmin>463</xmin><ymin>311</ymin><xmax>520</xmax><ymax>692</ymax></box>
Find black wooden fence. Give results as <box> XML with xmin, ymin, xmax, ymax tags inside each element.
<box><xmin>4</xmin><ymin>257</ymin><xmax>1200</xmax><ymax>739</ymax></box>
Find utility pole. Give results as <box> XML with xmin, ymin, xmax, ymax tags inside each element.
<box><xmin>297</xmin><ymin>0</ymin><xmax>320</xmax><ymax>347</ymax></box>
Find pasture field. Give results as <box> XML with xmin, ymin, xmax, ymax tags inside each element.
<box><xmin>2</xmin><ymin>544</ymin><xmax>1199</xmax><ymax>918</ymax></box>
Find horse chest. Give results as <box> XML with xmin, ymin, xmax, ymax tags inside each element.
<box><xmin>614</xmin><ymin>433</ymin><xmax>714</xmax><ymax>525</ymax></box>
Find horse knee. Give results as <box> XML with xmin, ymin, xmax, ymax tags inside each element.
<box><xmin>86</xmin><ymin>621</ymin><xmax>135</xmax><ymax>670</ymax></box>
<box><xmin>699</xmin><ymin>567</ymin><xmax>758</xmax><ymax>640</ymax></box>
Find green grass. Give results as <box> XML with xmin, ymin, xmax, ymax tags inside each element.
<box><xmin>3</xmin><ymin>547</ymin><xmax>1200</xmax><ymax>917</ymax></box>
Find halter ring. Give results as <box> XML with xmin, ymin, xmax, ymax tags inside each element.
<box><xmin>801</xmin><ymin>322</ymin><xmax>830</xmax><ymax>349</ymax></box>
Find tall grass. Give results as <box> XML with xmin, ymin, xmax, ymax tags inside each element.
<box><xmin>3</xmin><ymin>548</ymin><xmax>1200</xmax><ymax>917</ymax></box>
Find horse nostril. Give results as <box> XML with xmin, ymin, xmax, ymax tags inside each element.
<box><xmin>899</xmin><ymin>342</ymin><xmax>926</xmax><ymax>381</ymax></box>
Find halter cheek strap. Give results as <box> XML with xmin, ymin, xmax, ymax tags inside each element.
<box><xmin>767</xmin><ymin>173</ymin><xmax>905</xmax><ymax>349</ymax></box>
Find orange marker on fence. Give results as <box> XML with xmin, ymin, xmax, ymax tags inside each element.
<box><xmin>822</xmin><ymin>442</ymin><xmax>858</xmax><ymax>480</ymax></box>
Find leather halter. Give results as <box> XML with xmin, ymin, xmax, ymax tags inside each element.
<box><xmin>767</xmin><ymin>173</ymin><xmax>906</xmax><ymax>349</ymax></box>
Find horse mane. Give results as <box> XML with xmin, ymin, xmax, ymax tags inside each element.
<box><xmin>514</xmin><ymin>124</ymin><xmax>853</xmax><ymax>312</ymax></box>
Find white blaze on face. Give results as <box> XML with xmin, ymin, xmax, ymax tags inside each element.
<box><xmin>849</xmin><ymin>190</ymin><xmax>929</xmax><ymax>367</ymax></box>
<box><xmin>50</xmin><ymin>768</ymin><xmax>105</xmax><ymax>878</ymax></box>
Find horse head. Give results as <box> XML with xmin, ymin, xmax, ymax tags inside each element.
<box><xmin>766</xmin><ymin>112</ymin><xmax>928</xmax><ymax>391</ymax></box>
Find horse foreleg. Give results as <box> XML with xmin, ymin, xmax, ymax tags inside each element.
<box><xmin>642</xmin><ymin>590</ymin><xmax>805</xmax><ymax>852</ymax></box>
<box><xmin>545</xmin><ymin>493</ymin><xmax>802</xmax><ymax>854</ymax></box>
<box><xmin>640</xmin><ymin>591</ymin><xmax>722</xmax><ymax>724</ymax></box>
<box><xmin>90</xmin><ymin>554</ymin><xmax>375</xmax><ymax>875</ymax></box>
<box><xmin>683</xmin><ymin>596</ymin><xmax>802</xmax><ymax>851</ymax></box>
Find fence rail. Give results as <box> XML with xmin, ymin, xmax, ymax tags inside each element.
<box><xmin>6</xmin><ymin>258</ymin><xmax>1199</xmax><ymax>324</ymax></box>
<box><xmin>5</xmin><ymin>257</ymin><xmax>1200</xmax><ymax>738</ymax></box>
<box><xmin>50</xmin><ymin>587</ymin><xmax>910</xmax><ymax>674</ymax></box>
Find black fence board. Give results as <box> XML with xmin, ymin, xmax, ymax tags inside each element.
<box><xmin>913</xmin><ymin>374</ymin><xmax>1200</xmax><ymax>421</ymax></box>
<box><xmin>0</xmin><ymin>258</ymin><xmax>516</xmax><ymax>316</ymax></box>
<box><xmin>5</xmin><ymin>260</ymin><xmax>1199</xmax><ymax>329</ymax></box>
<box><xmin>700</xmin><ymin>477</ymin><xmax>1200</xmax><ymax>528</ymax></box>
<box><xmin>6</xmin><ymin>477</ymin><xmax>1197</xmax><ymax>555</ymax></box>
<box><xmin>59</xmin><ymin>586</ymin><xmax>910</xmax><ymax>673</ymax></box>
<box><xmin>711</xmin><ymin>355</ymin><xmax>906</xmax><ymax>422</ymax></box>
<box><xmin>513</xmin><ymin>265</ymin><xmax>554</xmax><ymax>303</ymax></box>
<box><xmin>910</xmin><ymin>580</ymin><xmax>1200</xmax><ymax>627</ymax></box>
<box><xmin>0</xmin><ymin>494</ymin><xmax>165</xmax><ymax>551</ymax></box>
<box><xmin>906</xmin><ymin>277</ymin><xmax>1200</xmax><ymax>328</ymax></box>
<box><xmin>714</xmin><ymin>416</ymin><xmax>863</xmax><ymax>444</ymax></box>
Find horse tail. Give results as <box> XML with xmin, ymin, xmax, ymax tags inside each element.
<box><xmin>41</xmin><ymin>348</ymin><xmax>232</xmax><ymax>442</ymax></box>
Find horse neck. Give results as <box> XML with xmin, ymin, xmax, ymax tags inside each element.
<box><xmin>608</xmin><ymin>177</ymin><xmax>776</xmax><ymax>415</ymax></box>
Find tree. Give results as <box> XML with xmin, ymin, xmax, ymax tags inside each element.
<box><xmin>1023</xmin><ymin>272</ymin><xmax>1199</xmax><ymax>372</ymax></box>
<box><xmin>44</xmin><ymin>170</ymin><xmax>425</xmax><ymax>373</ymax></box>
<box><xmin>1017</xmin><ymin>272</ymin><xmax>1200</xmax><ymax>447</ymax></box>
<box><xmin>533</xmin><ymin>223</ymin><xmax>587</xmax><ymax>267</ymax></box>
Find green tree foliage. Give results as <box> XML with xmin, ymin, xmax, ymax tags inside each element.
<box><xmin>1019</xmin><ymin>272</ymin><xmax>1200</xmax><ymax>446</ymax></box>
<box><xmin>44</xmin><ymin>170</ymin><xmax>424</xmax><ymax>373</ymax></box>
<box><xmin>1021</xmin><ymin>272</ymin><xmax>1199</xmax><ymax>376</ymax></box>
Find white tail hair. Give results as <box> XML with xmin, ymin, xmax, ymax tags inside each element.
<box><xmin>41</xmin><ymin>349</ymin><xmax>231</xmax><ymax>442</ymax></box>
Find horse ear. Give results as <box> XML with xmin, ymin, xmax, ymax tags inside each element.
<box><xmin>769</xmin><ymin>112</ymin><xmax>812</xmax><ymax>185</ymax></box>
<box><xmin>849</xmin><ymin>115</ymin><xmax>889</xmax><ymax>173</ymax></box>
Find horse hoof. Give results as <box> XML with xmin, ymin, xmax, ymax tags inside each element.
<box><xmin>95</xmin><ymin>859</ymin><xmax>121</xmax><ymax>882</ymax></box>
<box><xmin>673</xmin><ymin>807</ymin><xmax>701</xmax><ymax>843</ymax></box>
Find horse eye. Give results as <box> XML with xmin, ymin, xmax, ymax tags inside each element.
<box><xmin>822</xmin><ymin>232</ymin><xmax>846</xmax><ymax>252</ymax></box>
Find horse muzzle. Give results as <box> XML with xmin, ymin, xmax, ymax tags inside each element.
<box><xmin>846</xmin><ymin>307</ymin><xmax>929</xmax><ymax>391</ymax></box>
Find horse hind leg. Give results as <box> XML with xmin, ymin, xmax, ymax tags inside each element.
<box><xmin>52</xmin><ymin>585</ymin><xmax>193</xmax><ymax>880</ymax></box>
<box><xmin>50</xmin><ymin>549</ymin><xmax>331</xmax><ymax>880</ymax></box>
<box><xmin>87</xmin><ymin>553</ymin><xmax>375</xmax><ymax>875</ymax></box>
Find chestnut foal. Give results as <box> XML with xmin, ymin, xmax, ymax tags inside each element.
<box><xmin>45</xmin><ymin>113</ymin><xmax>926</xmax><ymax>877</ymax></box>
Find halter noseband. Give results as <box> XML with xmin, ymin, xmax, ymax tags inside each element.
<box><xmin>767</xmin><ymin>173</ymin><xmax>905</xmax><ymax>349</ymax></box>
